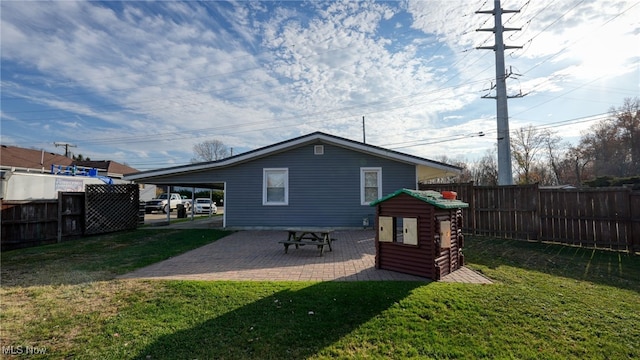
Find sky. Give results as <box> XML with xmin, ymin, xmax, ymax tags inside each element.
<box><xmin>1</xmin><ymin>0</ymin><xmax>638</xmax><ymax>171</ymax></box>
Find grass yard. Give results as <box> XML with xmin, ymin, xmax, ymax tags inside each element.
<box><xmin>0</xmin><ymin>228</ymin><xmax>232</xmax><ymax>286</ymax></box>
<box><xmin>1</xmin><ymin>230</ymin><xmax>638</xmax><ymax>359</ymax></box>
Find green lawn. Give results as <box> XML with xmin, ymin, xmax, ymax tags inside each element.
<box><xmin>1</xmin><ymin>228</ymin><xmax>232</xmax><ymax>286</ymax></box>
<box><xmin>1</xmin><ymin>230</ymin><xmax>638</xmax><ymax>359</ymax></box>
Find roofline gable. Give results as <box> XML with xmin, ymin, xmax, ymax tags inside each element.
<box><xmin>125</xmin><ymin>132</ymin><xmax>462</xmax><ymax>180</ymax></box>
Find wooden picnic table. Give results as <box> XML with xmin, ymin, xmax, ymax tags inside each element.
<box><xmin>278</xmin><ymin>228</ymin><xmax>334</xmax><ymax>256</ymax></box>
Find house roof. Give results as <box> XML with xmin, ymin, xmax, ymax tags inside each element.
<box><xmin>0</xmin><ymin>145</ymin><xmax>72</xmax><ymax>171</ymax></box>
<box><xmin>126</xmin><ymin>131</ymin><xmax>463</xmax><ymax>182</ymax></box>
<box><xmin>0</xmin><ymin>145</ymin><xmax>138</xmax><ymax>177</ymax></box>
<box><xmin>370</xmin><ymin>188</ymin><xmax>469</xmax><ymax>209</ymax></box>
<box><xmin>73</xmin><ymin>160</ymin><xmax>138</xmax><ymax>177</ymax></box>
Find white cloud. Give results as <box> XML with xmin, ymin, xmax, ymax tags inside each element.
<box><xmin>1</xmin><ymin>0</ymin><xmax>637</xmax><ymax>168</ymax></box>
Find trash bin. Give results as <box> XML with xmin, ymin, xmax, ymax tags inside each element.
<box><xmin>177</xmin><ymin>204</ymin><xmax>187</xmax><ymax>218</ymax></box>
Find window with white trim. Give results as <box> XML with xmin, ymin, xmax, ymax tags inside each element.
<box><xmin>361</xmin><ymin>167</ymin><xmax>381</xmax><ymax>205</ymax></box>
<box><xmin>263</xmin><ymin>168</ymin><xmax>288</xmax><ymax>205</ymax></box>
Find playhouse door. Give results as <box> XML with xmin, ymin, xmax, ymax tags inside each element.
<box><xmin>378</xmin><ymin>216</ymin><xmax>393</xmax><ymax>242</ymax></box>
<box><xmin>403</xmin><ymin>218</ymin><xmax>418</xmax><ymax>245</ymax></box>
<box><xmin>439</xmin><ymin>220</ymin><xmax>454</xmax><ymax>276</ymax></box>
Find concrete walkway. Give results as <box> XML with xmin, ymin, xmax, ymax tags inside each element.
<box><xmin>120</xmin><ymin>230</ymin><xmax>492</xmax><ymax>284</ymax></box>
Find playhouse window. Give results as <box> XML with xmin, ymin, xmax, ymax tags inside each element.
<box><xmin>378</xmin><ymin>216</ymin><xmax>418</xmax><ymax>245</ymax></box>
<box><xmin>263</xmin><ymin>168</ymin><xmax>288</xmax><ymax>205</ymax></box>
<box><xmin>361</xmin><ymin>167</ymin><xmax>381</xmax><ymax>205</ymax></box>
<box><xmin>395</xmin><ymin>218</ymin><xmax>404</xmax><ymax>243</ymax></box>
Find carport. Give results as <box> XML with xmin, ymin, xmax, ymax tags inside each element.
<box><xmin>127</xmin><ymin>162</ymin><xmax>227</xmax><ymax>226</ymax></box>
<box><xmin>150</xmin><ymin>182</ymin><xmax>225</xmax><ymax>226</ymax></box>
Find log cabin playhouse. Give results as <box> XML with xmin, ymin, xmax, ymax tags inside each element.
<box><xmin>370</xmin><ymin>189</ymin><xmax>469</xmax><ymax>280</ymax></box>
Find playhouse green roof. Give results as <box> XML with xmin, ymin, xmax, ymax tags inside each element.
<box><xmin>370</xmin><ymin>189</ymin><xmax>469</xmax><ymax>209</ymax></box>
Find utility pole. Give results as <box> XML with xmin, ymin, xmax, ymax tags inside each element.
<box><xmin>476</xmin><ymin>0</ymin><xmax>523</xmax><ymax>185</ymax></box>
<box><xmin>54</xmin><ymin>142</ymin><xmax>77</xmax><ymax>158</ymax></box>
<box><xmin>362</xmin><ymin>116</ymin><xmax>366</xmax><ymax>144</ymax></box>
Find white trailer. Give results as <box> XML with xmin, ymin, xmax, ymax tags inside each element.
<box><xmin>0</xmin><ymin>170</ymin><xmax>124</xmax><ymax>200</ymax></box>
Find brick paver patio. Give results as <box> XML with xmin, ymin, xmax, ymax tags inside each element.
<box><xmin>120</xmin><ymin>229</ymin><xmax>492</xmax><ymax>284</ymax></box>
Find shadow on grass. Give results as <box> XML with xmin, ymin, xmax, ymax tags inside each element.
<box><xmin>464</xmin><ymin>235</ymin><xmax>640</xmax><ymax>293</ymax></box>
<box><xmin>0</xmin><ymin>229</ymin><xmax>232</xmax><ymax>288</ymax></box>
<box><xmin>129</xmin><ymin>281</ymin><xmax>422</xmax><ymax>360</ymax></box>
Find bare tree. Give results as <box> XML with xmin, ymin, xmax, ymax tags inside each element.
<box><xmin>614</xmin><ymin>97</ymin><xmax>640</xmax><ymax>174</ymax></box>
<box><xmin>580</xmin><ymin>119</ymin><xmax>623</xmax><ymax>176</ymax></box>
<box><xmin>578</xmin><ymin>97</ymin><xmax>639</xmax><ymax>177</ymax></box>
<box><xmin>542</xmin><ymin>129</ymin><xmax>568</xmax><ymax>185</ymax></box>
<box><xmin>528</xmin><ymin>163</ymin><xmax>555</xmax><ymax>185</ymax></box>
<box><xmin>511</xmin><ymin>125</ymin><xmax>547</xmax><ymax>184</ymax></box>
<box><xmin>564</xmin><ymin>146</ymin><xmax>592</xmax><ymax>186</ymax></box>
<box><xmin>471</xmin><ymin>149</ymin><xmax>498</xmax><ymax>186</ymax></box>
<box><xmin>191</xmin><ymin>140</ymin><xmax>230</xmax><ymax>163</ymax></box>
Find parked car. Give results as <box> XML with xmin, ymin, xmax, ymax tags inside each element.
<box><xmin>193</xmin><ymin>198</ymin><xmax>217</xmax><ymax>214</ymax></box>
<box><xmin>145</xmin><ymin>193</ymin><xmax>191</xmax><ymax>214</ymax></box>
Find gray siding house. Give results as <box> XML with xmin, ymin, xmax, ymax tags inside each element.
<box><xmin>125</xmin><ymin>132</ymin><xmax>461</xmax><ymax>229</ymax></box>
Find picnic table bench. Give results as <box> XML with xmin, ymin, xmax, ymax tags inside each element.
<box><xmin>279</xmin><ymin>228</ymin><xmax>335</xmax><ymax>256</ymax></box>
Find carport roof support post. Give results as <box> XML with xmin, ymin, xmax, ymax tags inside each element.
<box><xmin>166</xmin><ymin>185</ymin><xmax>171</xmax><ymax>223</ymax></box>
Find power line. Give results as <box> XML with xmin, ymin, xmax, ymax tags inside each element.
<box><xmin>19</xmin><ymin>75</ymin><xmax>493</xmax><ymax>147</ymax></box>
<box><xmin>508</xmin><ymin>0</ymin><xmax>586</xmax><ymax>58</ymax></box>
<box><xmin>518</xmin><ymin>1</ymin><xmax>639</xmax><ymax>74</ymax></box>
<box><xmin>382</xmin><ymin>112</ymin><xmax>608</xmax><ymax>151</ymax></box>
<box><xmin>4</xmin><ymin>1</ymin><xmax>634</xmax><ymax>170</ymax></box>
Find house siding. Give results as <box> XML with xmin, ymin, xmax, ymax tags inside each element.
<box><xmin>234</xmin><ymin>141</ymin><xmax>416</xmax><ymax>228</ymax></box>
<box><xmin>164</xmin><ymin>140</ymin><xmax>417</xmax><ymax>228</ymax></box>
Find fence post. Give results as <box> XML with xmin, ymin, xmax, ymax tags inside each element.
<box><xmin>630</xmin><ymin>191</ymin><xmax>639</xmax><ymax>255</ymax></box>
<box><xmin>535</xmin><ymin>183</ymin><xmax>542</xmax><ymax>241</ymax></box>
<box><xmin>467</xmin><ymin>182</ymin><xmax>476</xmax><ymax>235</ymax></box>
<box><xmin>57</xmin><ymin>191</ymin><xmax>63</xmax><ymax>243</ymax></box>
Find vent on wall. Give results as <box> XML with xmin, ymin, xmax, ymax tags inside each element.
<box><xmin>314</xmin><ymin>145</ymin><xmax>324</xmax><ymax>155</ymax></box>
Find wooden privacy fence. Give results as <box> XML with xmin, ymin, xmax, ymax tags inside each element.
<box><xmin>1</xmin><ymin>184</ymin><xmax>140</xmax><ymax>251</ymax></box>
<box><xmin>419</xmin><ymin>183</ymin><xmax>639</xmax><ymax>253</ymax></box>
<box><xmin>1</xmin><ymin>192</ymin><xmax>84</xmax><ymax>250</ymax></box>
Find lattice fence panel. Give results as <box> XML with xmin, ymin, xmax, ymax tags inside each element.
<box><xmin>85</xmin><ymin>184</ymin><xmax>139</xmax><ymax>235</ymax></box>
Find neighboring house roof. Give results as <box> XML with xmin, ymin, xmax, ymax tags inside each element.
<box><xmin>0</xmin><ymin>145</ymin><xmax>72</xmax><ymax>171</ymax></box>
<box><xmin>370</xmin><ymin>189</ymin><xmax>469</xmax><ymax>209</ymax></box>
<box><xmin>73</xmin><ymin>160</ymin><xmax>138</xmax><ymax>178</ymax></box>
<box><xmin>126</xmin><ymin>131</ymin><xmax>462</xmax><ymax>182</ymax></box>
<box><xmin>0</xmin><ymin>145</ymin><xmax>138</xmax><ymax>178</ymax></box>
